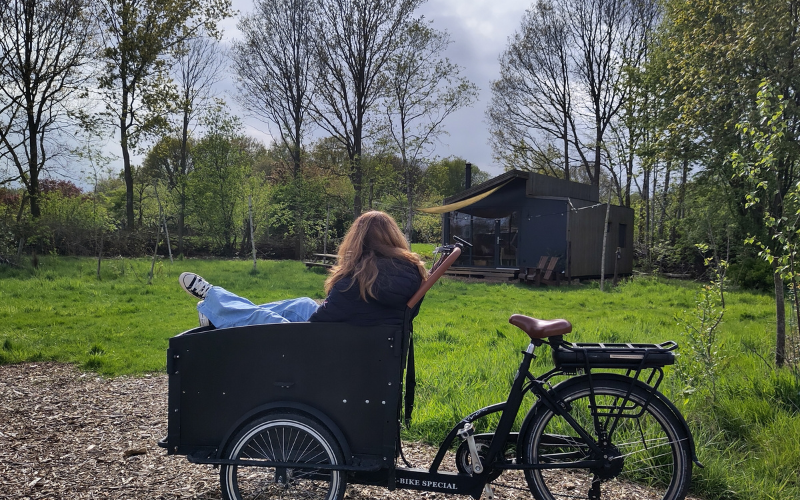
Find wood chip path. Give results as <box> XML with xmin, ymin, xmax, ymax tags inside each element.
<box><xmin>0</xmin><ymin>363</ymin><xmax>699</xmax><ymax>500</ymax></box>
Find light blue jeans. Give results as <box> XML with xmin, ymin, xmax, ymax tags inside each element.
<box><xmin>197</xmin><ymin>287</ymin><xmax>319</xmax><ymax>329</ymax></box>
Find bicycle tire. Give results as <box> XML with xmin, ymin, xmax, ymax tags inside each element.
<box><xmin>519</xmin><ymin>375</ymin><xmax>692</xmax><ymax>500</ymax></box>
<box><xmin>220</xmin><ymin>411</ymin><xmax>347</xmax><ymax>500</ymax></box>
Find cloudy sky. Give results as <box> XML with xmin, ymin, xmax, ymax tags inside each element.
<box><xmin>219</xmin><ymin>0</ymin><xmax>532</xmax><ymax>177</ymax></box>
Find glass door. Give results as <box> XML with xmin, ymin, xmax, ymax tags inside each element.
<box><xmin>449</xmin><ymin>211</ymin><xmax>518</xmax><ymax>268</ymax></box>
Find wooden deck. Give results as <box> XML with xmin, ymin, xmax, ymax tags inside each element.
<box><xmin>443</xmin><ymin>266</ymin><xmax>520</xmax><ymax>281</ymax></box>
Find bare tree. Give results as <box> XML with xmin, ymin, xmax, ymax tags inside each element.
<box><xmin>487</xmin><ymin>0</ymin><xmax>573</xmax><ymax>179</ymax></box>
<box><xmin>234</xmin><ymin>0</ymin><xmax>315</xmax><ymax>177</ymax></box>
<box><xmin>233</xmin><ymin>0</ymin><xmax>316</xmax><ymax>257</ymax></box>
<box><xmin>383</xmin><ymin>20</ymin><xmax>478</xmax><ymax>240</ymax></box>
<box><xmin>571</xmin><ymin>0</ymin><xmax>659</xmax><ymax>185</ymax></box>
<box><xmin>172</xmin><ymin>34</ymin><xmax>225</xmax><ymax>253</ymax></box>
<box><xmin>0</xmin><ymin>0</ymin><xmax>95</xmax><ymax>217</ymax></box>
<box><xmin>488</xmin><ymin>0</ymin><xmax>659</xmax><ymax>186</ymax></box>
<box><xmin>96</xmin><ymin>0</ymin><xmax>232</xmax><ymax>229</ymax></box>
<box><xmin>311</xmin><ymin>0</ymin><xmax>422</xmax><ymax>219</ymax></box>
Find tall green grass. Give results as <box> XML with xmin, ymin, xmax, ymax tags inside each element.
<box><xmin>0</xmin><ymin>256</ymin><xmax>327</xmax><ymax>374</ymax></box>
<box><xmin>1</xmin><ymin>257</ymin><xmax>797</xmax><ymax>499</ymax></box>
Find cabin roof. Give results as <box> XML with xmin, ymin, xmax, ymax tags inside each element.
<box><xmin>443</xmin><ymin>170</ymin><xmax>599</xmax><ymax>205</ymax></box>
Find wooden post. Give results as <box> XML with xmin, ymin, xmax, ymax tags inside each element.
<box><xmin>566</xmin><ymin>198</ymin><xmax>572</xmax><ymax>284</ymax></box>
<box><xmin>148</xmin><ymin>222</ymin><xmax>161</xmax><ymax>285</ymax></box>
<box><xmin>600</xmin><ymin>199</ymin><xmax>611</xmax><ymax>292</ymax></box>
<box><xmin>96</xmin><ymin>233</ymin><xmax>104</xmax><ymax>280</ymax></box>
<box><xmin>613</xmin><ymin>247</ymin><xmax>620</xmax><ymax>285</ymax></box>
<box><xmin>324</xmin><ymin>202</ymin><xmax>330</xmax><ymax>255</ymax></box>
<box><xmin>249</xmin><ymin>195</ymin><xmax>257</xmax><ymax>272</ymax></box>
<box><xmin>154</xmin><ymin>183</ymin><xmax>172</xmax><ymax>264</ymax></box>
<box><xmin>16</xmin><ymin>237</ymin><xmax>25</xmax><ymax>263</ymax></box>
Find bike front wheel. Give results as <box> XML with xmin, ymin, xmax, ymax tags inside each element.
<box><xmin>220</xmin><ymin>412</ymin><xmax>346</xmax><ymax>500</ymax></box>
<box><xmin>519</xmin><ymin>375</ymin><xmax>692</xmax><ymax>500</ymax></box>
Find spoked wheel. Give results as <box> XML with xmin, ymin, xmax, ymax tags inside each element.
<box><xmin>220</xmin><ymin>412</ymin><xmax>346</xmax><ymax>500</ymax></box>
<box><xmin>520</xmin><ymin>376</ymin><xmax>692</xmax><ymax>500</ymax></box>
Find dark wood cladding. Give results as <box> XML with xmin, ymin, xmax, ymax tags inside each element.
<box><xmin>442</xmin><ymin>170</ymin><xmax>633</xmax><ymax>279</ymax></box>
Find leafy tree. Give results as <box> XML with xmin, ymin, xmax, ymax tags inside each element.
<box><xmin>425</xmin><ymin>157</ymin><xmax>489</xmax><ymax>199</ymax></box>
<box><xmin>311</xmin><ymin>0</ymin><xmax>422</xmax><ymax>219</ymax></box>
<box><xmin>37</xmin><ymin>181</ymin><xmax>115</xmax><ymax>257</ymax></box>
<box><xmin>655</xmin><ymin>0</ymin><xmax>800</xmax><ymax>366</ymax></box>
<box><xmin>142</xmin><ymin>135</ymin><xmax>193</xmax><ymax>252</ymax></box>
<box><xmin>732</xmin><ymin>83</ymin><xmax>800</xmax><ymax>367</ymax></box>
<box><xmin>96</xmin><ymin>0</ymin><xmax>232</xmax><ymax>230</ymax></box>
<box><xmin>0</xmin><ymin>0</ymin><xmax>96</xmax><ymax>218</ymax></box>
<box><xmin>188</xmin><ymin>105</ymin><xmax>264</xmax><ymax>256</ymax></box>
<box><xmin>383</xmin><ymin>19</ymin><xmax>478</xmax><ymax>241</ymax></box>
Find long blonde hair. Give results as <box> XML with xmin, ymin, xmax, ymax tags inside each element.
<box><xmin>325</xmin><ymin>211</ymin><xmax>428</xmax><ymax>300</ymax></box>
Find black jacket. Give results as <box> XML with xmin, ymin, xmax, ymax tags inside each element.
<box><xmin>309</xmin><ymin>258</ymin><xmax>423</xmax><ymax>326</ymax></box>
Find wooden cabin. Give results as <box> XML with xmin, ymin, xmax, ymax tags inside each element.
<box><xmin>422</xmin><ymin>170</ymin><xmax>634</xmax><ymax>281</ymax></box>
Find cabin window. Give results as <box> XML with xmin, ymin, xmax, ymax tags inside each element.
<box><xmin>449</xmin><ymin>210</ymin><xmax>518</xmax><ymax>267</ymax></box>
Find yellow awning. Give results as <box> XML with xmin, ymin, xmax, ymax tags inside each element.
<box><xmin>417</xmin><ymin>181</ymin><xmax>512</xmax><ymax>214</ymax></box>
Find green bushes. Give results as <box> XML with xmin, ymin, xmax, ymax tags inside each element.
<box><xmin>730</xmin><ymin>257</ymin><xmax>774</xmax><ymax>291</ymax></box>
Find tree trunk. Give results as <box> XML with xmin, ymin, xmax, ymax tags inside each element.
<box><xmin>600</xmin><ymin>199</ymin><xmax>611</xmax><ymax>291</ymax></box>
<box><xmin>294</xmin><ymin>206</ymin><xmax>305</xmax><ymax>259</ymax></box>
<box><xmin>563</xmin><ymin>107</ymin><xmax>570</xmax><ymax>182</ymax></box>
<box><xmin>625</xmin><ymin>146</ymin><xmax>634</xmax><ymax>208</ymax></box>
<box><xmin>671</xmin><ymin>157</ymin><xmax>689</xmax><ymax>245</ymax></box>
<box><xmin>293</xmin><ymin>129</ymin><xmax>305</xmax><ymax>260</ymax></box>
<box><xmin>26</xmin><ymin>109</ymin><xmax>41</xmax><ymax>218</ymax></box>
<box><xmin>177</xmin><ymin>189</ymin><xmax>185</xmax><ymax>255</ymax></box>
<box><xmin>403</xmin><ymin>151</ymin><xmax>413</xmax><ymax>242</ymax></box>
<box><xmin>121</xmin><ymin>82</ymin><xmax>135</xmax><ymax>229</ymax></box>
<box><xmin>178</xmin><ymin>95</ymin><xmax>189</xmax><ymax>254</ymax></box>
<box><xmin>774</xmin><ymin>262</ymin><xmax>786</xmax><ymax>367</ymax></box>
<box><xmin>351</xmin><ymin>157</ymin><xmax>363</xmax><ymax>220</ymax></box>
<box><xmin>641</xmin><ymin>165</ymin><xmax>650</xmax><ymax>264</ymax></box>
<box><xmin>658</xmin><ymin>161</ymin><xmax>671</xmax><ymax>241</ymax></box>
<box><xmin>593</xmin><ymin>133</ymin><xmax>602</xmax><ymax>186</ymax></box>
<box><xmin>651</xmin><ymin>162</ymin><xmax>658</xmax><ymax>260</ymax></box>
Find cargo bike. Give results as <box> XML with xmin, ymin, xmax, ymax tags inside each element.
<box><xmin>159</xmin><ymin>240</ymin><xmax>701</xmax><ymax>500</ymax></box>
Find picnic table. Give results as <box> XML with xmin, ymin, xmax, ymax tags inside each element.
<box><xmin>304</xmin><ymin>253</ymin><xmax>338</xmax><ymax>268</ymax></box>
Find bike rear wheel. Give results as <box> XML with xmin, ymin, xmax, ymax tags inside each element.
<box><xmin>519</xmin><ymin>376</ymin><xmax>692</xmax><ymax>500</ymax></box>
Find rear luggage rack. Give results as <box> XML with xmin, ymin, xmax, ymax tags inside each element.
<box><xmin>552</xmin><ymin>340</ymin><xmax>677</xmax><ymax>370</ymax></box>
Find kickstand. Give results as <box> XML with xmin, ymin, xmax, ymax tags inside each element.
<box><xmin>588</xmin><ymin>476</ymin><xmax>601</xmax><ymax>500</ymax></box>
<box><xmin>482</xmin><ymin>483</ymin><xmax>495</xmax><ymax>499</ymax></box>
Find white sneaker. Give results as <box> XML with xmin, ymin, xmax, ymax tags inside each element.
<box><xmin>199</xmin><ymin>311</ymin><xmax>211</xmax><ymax>327</ymax></box>
<box><xmin>179</xmin><ymin>272</ymin><xmax>212</xmax><ymax>299</ymax></box>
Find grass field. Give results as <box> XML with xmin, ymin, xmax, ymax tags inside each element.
<box><xmin>1</xmin><ymin>255</ymin><xmax>798</xmax><ymax>500</ymax></box>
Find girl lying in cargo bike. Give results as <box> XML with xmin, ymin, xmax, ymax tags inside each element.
<box><xmin>178</xmin><ymin>211</ymin><xmax>428</xmax><ymax>329</ymax></box>
<box><xmin>162</xmin><ymin>213</ymin><xmax>699</xmax><ymax>500</ymax></box>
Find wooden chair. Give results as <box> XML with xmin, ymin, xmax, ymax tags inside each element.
<box><xmin>536</xmin><ymin>256</ymin><xmax>561</xmax><ymax>286</ymax></box>
<box><xmin>521</xmin><ymin>256</ymin><xmax>549</xmax><ymax>283</ymax></box>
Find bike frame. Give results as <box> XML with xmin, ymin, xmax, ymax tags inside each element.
<box><xmin>391</xmin><ymin>336</ymin><xmax>685</xmax><ymax>499</ymax></box>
